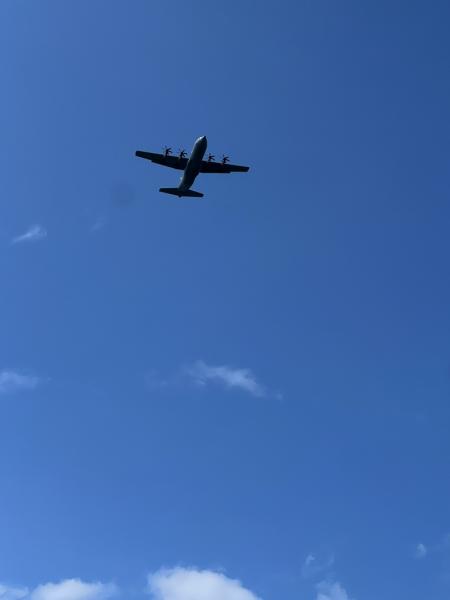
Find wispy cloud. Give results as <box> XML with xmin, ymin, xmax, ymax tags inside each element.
<box><xmin>414</xmin><ymin>543</ymin><xmax>428</xmax><ymax>559</ymax></box>
<box><xmin>316</xmin><ymin>581</ymin><xmax>352</xmax><ymax>600</ymax></box>
<box><xmin>148</xmin><ymin>568</ymin><xmax>261</xmax><ymax>600</ymax></box>
<box><xmin>412</xmin><ymin>533</ymin><xmax>450</xmax><ymax>564</ymax></box>
<box><xmin>0</xmin><ymin>370</ymin><xmax>43</xmax><ymax>394</ymax></box>
<box><xmin>301</xmin><ymin>553</ymin><xmax>335</xmax><ymax>579</ymax></box>
<box><xmin>90</xmin><ymin>217</ymin><xmax>107</xmax><ymax>233</ymax></box>
<box><xmin>145</xmin><ymin>369</ymin><xmax>171</xmax><ymax>390</ymax></box>
<box><xmin>12</xmin><ymin>225</ymin><xmax>47</xmax><ymax>245</ymax></box>
<box><xmin>184</xmin><ymin>360</ymin><xmax>266</xmax><ymax>397</ymax></box>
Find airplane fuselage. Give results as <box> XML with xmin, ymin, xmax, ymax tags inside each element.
<box><xmin>179</xmin><ymin>136</ymin><xmax>207</xmax><ymax>191</ymax></box>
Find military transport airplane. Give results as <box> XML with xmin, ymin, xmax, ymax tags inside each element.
<box><xmin>135</xmin><ymin>136</ymin><xmax>249</xmax><ymax>198</ymax></box>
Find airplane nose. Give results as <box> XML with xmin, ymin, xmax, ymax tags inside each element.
<box><xmin>196</xmin><ymin>135</ymin><xmax>207</xmax><ymax>148</ymax></box>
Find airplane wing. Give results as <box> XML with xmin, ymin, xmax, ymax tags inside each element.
<box><xmin>135</xmin><ymin>151</ymin><xmax>188</xmax><ymax>171</ymax></box>
<box><xmin>199</xmin><ymin>160</ymin><xmax>249</xmax><ymax>174</ymax></box>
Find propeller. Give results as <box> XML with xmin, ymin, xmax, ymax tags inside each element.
<box><xmin>222</xmin><ymin>155</ymin><xmax>230</xmax><ymax>164</ymax></box>
<box><xmin>207</xmin><ymin>153</ymin><xmax>215</xmax><ymax>162</ymax></box>
<box><xmin>163</xmin><ymin>146</ymin><xmax>172</xmax><ymax>156</ymax></box>
<box><xmin>178</xmin><ymin>148</ymin><xmax>187</xmax><ymax>159</ymax></box>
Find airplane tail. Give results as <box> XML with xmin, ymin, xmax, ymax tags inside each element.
<box><xmin>159</xmin><ymin>187</ymin><xmax>203</xmax><ymax>198</ymax></box>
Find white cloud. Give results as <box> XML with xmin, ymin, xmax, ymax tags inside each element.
<box><xmin>12</xmin><ymin>225</ymin><xmax>47</xmax><ymax>244</ymax></box>
<box><xmin>185</xmin><ymin>360</ymin><xmax>266</xmax><ymax>397</ymax></box>
<box><xmin>148</xmin><ymin>568</ymin><xmax>261</xmax><ymax>600</ymax></box>
<box><xmin>0</xmin><ymin>584</ymin><xmax>29</xmax><ymax>600</ymax></box>
<box><xmin>30</xmin><ymin>580</ymin><xmax>117</xmax><ymax>600</ymax></box>
<box><xmin>0</xmin><ymin>370</ymin><xmax>42</xmax><ymax>394</ymax></box>
<box><xmin>0</xmin><ymin>582</ymin><xmax>115</xmax><ymax>600</ymax></box>
<box><xmin>414</xmin><ymin>543</ymin><xmax>428</xmax><ymax>559</ymax></box>
<box><xmin>316</xmin><ymin>581</ymin><xmax>352</xmax><ymax>600</ymax></box>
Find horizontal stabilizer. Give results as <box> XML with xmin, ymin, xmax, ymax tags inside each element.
<box><xmin>159</xmin><ymin>187</ymin><xmax>203</xmax><ymax>198</ymax></box>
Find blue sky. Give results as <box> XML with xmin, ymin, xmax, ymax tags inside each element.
<box><xmin>1</xmin><ymin>2</ymin><xmax>449</xmax><ymax>600</ymax></box>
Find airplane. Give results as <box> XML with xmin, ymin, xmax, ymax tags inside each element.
<box><xmin>135</xmin><ymin>136</ymin><xmax>249</xmax><ymax>198</ymax></box>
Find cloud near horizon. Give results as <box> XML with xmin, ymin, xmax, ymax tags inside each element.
<box><xmin>1</xmin><ymin>572</ymin><xmax>259</xmax><ymax>600</ymax></box>
<box><xmin>184</xmin><ymin>360</ymin><xmax>266</xmax><ymax>397</ymax></box>
<box><xmin>316</xmin><ymin>581</ymin><xmax>352</xmax><ymax>600</ymax></box>
<box><xmin>11</xmin><ymin>224</ymin><xmax>47</xmax><ymax>244</ymax></box>
<box><xmin>0</xmin><ymin>584</ymin><xmax>29</xmax><ymax>600</ymax></box>
<box><xmin>0</xmin><ymin>581</ymin><xmax>117</xmax><ymax>600</ymax></box>
<box><xmin>0</xmin><ymin>370</ymin><xmax>43</xmax><ymax>394</ymax></box>
<box><xmin>1</xmin><ymin>571</ymin><xmax>356</xmax><ymax>600</ymax></box>
<box><xmin>148</xmin><ymin>568</ymin><xmax>261</xmax><ymax>600</ymax></box>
